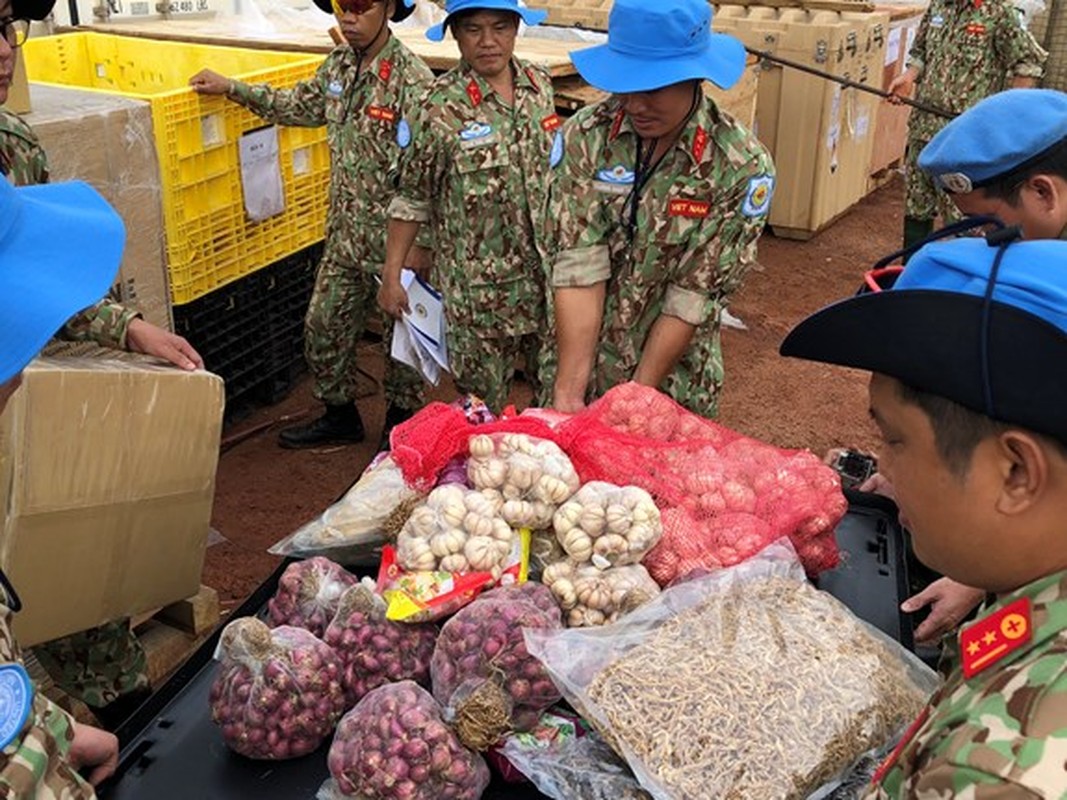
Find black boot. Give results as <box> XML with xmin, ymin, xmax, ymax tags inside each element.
<box><xmin>279</xmin><ymin>403</ymin><xmax>366</xmax><ymax>449</ymax></box>
<box><xmin>377</xmin><ymin>404</ymin><xmax>415</xmax><ymax>453</ymax></box>
<box><xmin>902</xmin><ymin>216</ymin><xmax>934</xmax><ymax>261</ymax></box>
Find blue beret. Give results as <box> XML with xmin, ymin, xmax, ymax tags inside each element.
<box><xmin>781</xmin><ymin>238</ymin><xmax>1067</xmax><ymax>442</ymax></box>
<box><xmin>918</xmin><ymin>89</ymin><xmax>1067</xmax><ymax>194</ymax></box>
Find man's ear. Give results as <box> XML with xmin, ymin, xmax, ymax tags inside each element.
<box><xmin>993</xmin><ymin>430</ymin><xmax>1049</xmax><ymax>516</ymax></box>
<box><xmin>1027</xmin><ymin>174</ymin><xmax>1061</xmax><ymax>215</ymax></box>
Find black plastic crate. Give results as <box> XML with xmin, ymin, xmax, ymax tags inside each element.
<box><xmin>171</xmin><ymin>244</ymin><xmax>321</xmax><ymax>417</ymax></box>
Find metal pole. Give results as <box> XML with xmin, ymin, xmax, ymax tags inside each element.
<box><xmin>746</xmin><ymin>47</ymin><xmax>958</xmax><ymax>120</ymax></box>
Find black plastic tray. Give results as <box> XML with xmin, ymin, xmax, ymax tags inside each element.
<box><xmin>97</xmin><ymin>560</ymin><xmax>543</xmax><ymax>800</ymax></box>
<box><xmin>816</xmin><ymin>490</ymin><xmax>917</xmax><ymax>651</ymax></box>
<box><xmin>98</xmin><ymin>497</ymin><xmax>919</xmax><ymax>799</ymax></box>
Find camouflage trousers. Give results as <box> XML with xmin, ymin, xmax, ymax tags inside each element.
<box><xmin>306</xmin><ymin>256</ymin><xmax>425</xmax><ymax>410</ymax></box>
<box><xmin>905</xmin><ymin>137</ymin><xmax>964</xmax><ymax>224</ymax></box>
<box><xmin>33</xmin><ymin>620</ymin><xmax>149</xmax><ymax>709</ymax></box>
<box><xmin>0</xmin><ymin>693</ymin><xmax>95</xmax><ymax>799</ymax></box>
<box><xmin>449</xmin><ymin>325</ymin><xmax>543</xmax><ymax>414</ymax></box>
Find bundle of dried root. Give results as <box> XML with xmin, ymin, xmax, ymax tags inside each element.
<box><xmin>585</xmin><ymin>575</ymin><xmax>930</xmax><ymax>799</ymax></box>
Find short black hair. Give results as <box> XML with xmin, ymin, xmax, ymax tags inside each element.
<box><xmin>448</xmin><ymin>7</ymin><xmax>520</xmax><ymax>35</ymax></box>
<box><xmin>981</xmin><ymin>136</ymin><xmax>1067</xmax><ymax>204</ymax></box>
<box><xmin>896</xmin><ymin>381</ymin><xmax>1067</xmax><ymax>476</ymax></box>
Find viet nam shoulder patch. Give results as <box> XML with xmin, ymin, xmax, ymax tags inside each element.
<box><xmin>960</xmin><ymin>597</ymin><xmax>1033</xmax><ymax>679</ymax></box>
<box><xmin>742</xmin><ymin>174</ymin><xmax>775</xmax><ymax>218</ymax></box>
<box><xmin>0</xmin><ymin>664</ymin><xmax>33</xmax><ymax>751</ymax></box>
<box><xmin>669</xmin><ymin>199</ymin><xmax>711</xmax><ymax>219</ymax></box>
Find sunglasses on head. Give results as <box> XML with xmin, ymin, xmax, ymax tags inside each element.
<box><xmin>331</xmin><ymin>0</ymin><xmax>380</xmax><ymax>15</ymax></box>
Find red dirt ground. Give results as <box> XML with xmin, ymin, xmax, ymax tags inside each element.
<box><xmin>205</xmin><ymin>176</ymin><xmax>903</xmax><ymax>609</ymax></box>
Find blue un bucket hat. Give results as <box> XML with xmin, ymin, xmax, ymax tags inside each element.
<box><xmin>426</xmin><ymin>0</ymin><xmax>547</xmax><ymax>42</ymax></box>
<box><xmin>570</xmin><ymin>0</ymin><xmax>747</xmax><ymax>93</ymax></box>
<box><xmin>0</xmin><ymin>178</ymin><xmax>125</xmax><ymax>385</ymax></box>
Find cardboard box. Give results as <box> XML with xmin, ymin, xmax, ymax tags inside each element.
<box><xmin>24</xmin><ymin>84</ymin><xmax>172</xmax><ymax>331</ymax></box>
<box><xmin>0</xmin><ymin>354</ymin><xmax>224</xmax><ymax>646</ymax></box>
<box><xmin>4</xmin><ymin>50</ymin><xmax>31</xmax><ymax>114</ymax></box>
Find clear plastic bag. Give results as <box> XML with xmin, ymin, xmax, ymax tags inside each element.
<box><xmin>209</xmin><ymin>618</ymin><xmax>346</xmax><ymax>761</ymax></box>
<box><xmin>525</xmin><ymin>541</ymin><xmax>939</xmax><ymax>800</ymax></box>
<box><xmin>321</xmin><ymin>681</ymin><xmax>490</xmax><ymax>800</ymax></box>
<box><xmin>431</xmin><ymin>585</ymin><xmax>563</xmax><ymax>749</ymax></box>
<box><xmin>467</xmin><ymin>433</ymin><xmax>580</xmax><ymax>530</ymax></box>
<box><xmin>269</xmin><ymin>455</ymin><xmax>423</xmax><ymax>564</ymax></box>
<box><xmin>322</xmin><ymin>585</ymin><xmax>438</xmax><ymax>704</ymax></box>
<box><xmin>541</xmin><ymin>562</ymin><xmax>660</xmax><ymax>628</ymax></box>
<box><xmin>552</xmin><ymin>482</ymin><xmax>662</xmax><ymax>569</ymax></box>
<box><xmin>266</xmin><ymin>557</ymin><xmax>358</xmax><ymax>639</ymax></box>
<box><xmin>502</xmin><ymin>731</ymin><xmax>653</xmax><ymax>800</ymax></box>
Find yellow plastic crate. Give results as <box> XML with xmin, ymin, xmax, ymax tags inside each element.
<box><xmin>23</xmin><ymin>33</ymin><xmax>329</xmax><ymax>304</ymax></box>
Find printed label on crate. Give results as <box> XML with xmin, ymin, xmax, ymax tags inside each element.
<box><xmin>886</xmin><ymin>27</ymin><xmax>902</xmax><ymax>66</ymax></box>
<box><xmin>239</xmin><ymin>126</ymin><xmax>285</xmax><ymax>222</ymax></box>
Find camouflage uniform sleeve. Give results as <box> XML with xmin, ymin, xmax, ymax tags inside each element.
<box><xmin>60</xmin><ymin>300</ymin><xmax>142</xmax><ymax>350</ymax></box>
<box><xmin>551</xmin><ymin>113</ymin><xmax>613</xmax><ymax>288</ymax></box>
<box><xmin>398</xmin><ymin>57</ymin><xmax>437</xmax><ymax>250</ymax></box>
<box><xmin>0</xmin><ymin>691</ymin><xmax>94</xmax><ymax>798</ymax></box>
<box><xmin>388</xmin><ymin>87</ymin><xmax>440</xmax><ymax>225</ymax></box>
<box><xmin>229</xmin><ymin>52</ymin><xmax>332</xmax><ymax>127</ymax></box>
<box><xmin>991</xmin><ymin>1</ymin><xmax>1047</xmax><ymax>78</ymax></box>
<box><xmin>663</xmin><ymin>157</ymin><xmax>774</xmax><ymax>326</ymax></box>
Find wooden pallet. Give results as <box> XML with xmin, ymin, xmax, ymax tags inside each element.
<box><xmin>867</xmin><ymin>156</ymin><xmax>904</xmax><ymax>193</ymax></box>
<box><xmin>26</xmin><ymin>586</ymin><xmax>223</xmax><ymax>725</ymax></box>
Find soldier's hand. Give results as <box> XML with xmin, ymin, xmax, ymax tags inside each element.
<box><xmin>189</xmin><ymin>69</ymin><xmax>232</xmax><ymax>95</ymax></box>
<box><xmin>378</xmin><ymin>278</ymin><xmax>410</xmax><ymax>319</ymax></box>
<box><xmin>126</xmin><ymin>318</ymin><xmax>205</xmax><ymax>371</ymax></box>
<box><xmin>858</xmin><ymin>471</ymin><xmax>895</xmax><ymax>500</ymax></box>
<box><xmin>887</xmin><ymin>68</ymin><xmax>917</xmax><ymax>105</ymax></box>
<box><xmin>69</xmin><ymin>722</ymin><xmax>119</xmax><ymax>786</ymax></box>
<box><xmin>553</xmin><ymin>391</ymin><xmax>586</xmax><ymax>415</ymax></box>
<box><xmin>902</xmin><ymin>578</ymin><xmax>986</xmax><ymax>647</ymax></box>
<box><xmin>407</xmin><ymin>246</ymin><xmax>434</xmax><ymax>278</ymax></box>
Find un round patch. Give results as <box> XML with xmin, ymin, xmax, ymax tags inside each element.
<box><xmin>549</xmin><ymin>129</ymin><xmax>564</xmax><ymax>168</ymax></box>
<box><xmin>396</xmin><ymin>118</ymin><xmax>412</xmax><ymax>149</ymax></box>
<box><xmin>0</xmin><ymin>664</ymin><xmax>33</xmax><ymax>751</ymax></box>
<box><xmin>938</xmin><ymin>172</ymin><xmax>974</xmax><ymax>194</ymax></box>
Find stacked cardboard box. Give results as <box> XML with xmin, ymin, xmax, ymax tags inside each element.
<box><xmin>24</xmin><ymin>84</ymin><xmax>172</xmax><ymax>331</ymax></box>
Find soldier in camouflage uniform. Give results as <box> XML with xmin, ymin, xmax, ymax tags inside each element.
<box><xmin>888</xmin><ymin>0</ymin><xmax>1046</xmax><ymax>251</ymax></box>
<box><xmin>550</xmin><ymin>0</ymin><xmax>774</xmax><ymax>419</ymax></box>
<box><xmin>0</xmin><ymin>174</ymin><xmax>131</xmax><ymax>795</ymax></box>
<box><xmin>0</xmin><ymin>5</ymin><xmax>207</xmax><ymax>729</ymax></box>
<box><xmin>192</xmin><ymin>0</ymin><xmax>433</xmax><ymax>450</ymax></box>
<box><xmin>782</xmin><ymin>236</ymin><xmax>1067</xmax><ymax>798</ymax></box>
<box><xmin>381</xmin><ymin>0</ymin><xmax>559</xmax><ymax>413</ymax></box>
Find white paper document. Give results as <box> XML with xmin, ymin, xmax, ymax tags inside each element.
<box><xmin>239</xmin><ymin>125</ymin><xmax>285</xmax><ymax>222</ymax></box>
<box><xmin>389</xmin><ymin>270</ymin><xmax>449</xmax><ymax>385</ymax></box>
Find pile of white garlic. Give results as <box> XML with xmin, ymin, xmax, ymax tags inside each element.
<box><xmin>467</xmin><ymin>434</ymin><xmax>581</xmax><ymax>530</ymax></box>
<box><xmin>396</xmin><ymin>484</ymin><xmax>515</xmax><ymax>578</ymax></box>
